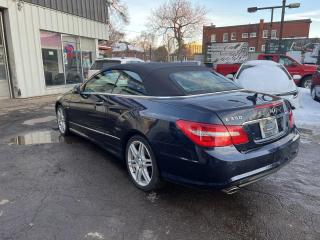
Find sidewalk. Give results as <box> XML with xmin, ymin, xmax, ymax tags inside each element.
<box><xmin>0</xmin><ymin>94</ymin><xmax>59</xmax><ymax>112</ymax></box>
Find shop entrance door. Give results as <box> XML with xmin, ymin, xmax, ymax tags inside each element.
<box><xmin>0</xmin><ymin>12</ymin><xmax>10</xmax><ymax>99</ymax></box>
<box><xmin>62</xmin><ymin>35</ymin><xmax>82</xmax><ymax>85</ymax></box>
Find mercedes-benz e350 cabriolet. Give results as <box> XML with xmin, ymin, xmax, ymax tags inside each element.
<box><xmin>56</xmin><ymin>63</ymin><xmax>300</xmax><ymax>193</ymax></box>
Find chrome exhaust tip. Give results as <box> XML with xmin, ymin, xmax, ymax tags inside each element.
<box><xmin>222</xmin><ymin>186</ymin><xmax>240</xmax><ymax>195</ymax></box>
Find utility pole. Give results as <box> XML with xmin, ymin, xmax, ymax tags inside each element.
<box><xmin>248</xmin><ymin>1</ymin><xmax>300</xmax><ymax>54</ymax></box>
<box><xmin>268</xmin><ymin>8</ymin><xmax>274</xmax><ymax>52</ymax></box>
<box><xmin>149</xmin><ymin>44</ymin><xmax>152</xmax><ymax>62</ymax></box>
<box><xmin>167</xmin><ymin>34</ymin><xmax>170</xmax><ymax>62</ymax></box>
<box><xmin>278</xmin><ymin>0</ymin><xmax>287</xmax><ymax>56</ymax></box>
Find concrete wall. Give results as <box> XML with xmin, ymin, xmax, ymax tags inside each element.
<box><xmin>1</xmin><ymin>0</ymin><xmax>108</xmax><ymax>98</ymax></box>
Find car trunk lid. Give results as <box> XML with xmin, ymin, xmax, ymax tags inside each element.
<box><xmin>156</xmin><ymin>90</ymin><xmax>291</xmax><ymax>151</ymax></box>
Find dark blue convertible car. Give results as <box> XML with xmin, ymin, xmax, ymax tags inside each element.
<box><xmin>56</xmin><ymin>63</ymin><xmax>300</xmax><ymax>193</ymax></box>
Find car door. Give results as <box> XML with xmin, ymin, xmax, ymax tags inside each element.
<box><xmin>68</xmin><ymin>70</ymin><xmax>121</xmax><ymax>142</ymax></box>
<box><xmin>105</xmin><ymin>70</ymin><xmax>148</xmax><ymax>150</ymax></box>
<box><xmin>279</xmin><ymin>56</ymin><xmax>301</xmax><ymax>76</ymax></box>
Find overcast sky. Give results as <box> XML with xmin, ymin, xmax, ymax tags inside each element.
<box><xmin>121</xmin><ymin>0</ymin><xmax>320</xmax><ymax>41</ymax></box>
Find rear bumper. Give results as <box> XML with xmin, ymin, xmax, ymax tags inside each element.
<box><xmin>155</xmin><ymin>128</ymin><xmax>300</xmax><ymax>189</ymax></box>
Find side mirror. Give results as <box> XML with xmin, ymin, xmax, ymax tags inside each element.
<box><xmin>292</xmin><ymin>75</ymin><xmax>302</xmax><ymax>81</ymax></box>
<box><xmin>72</xmin><ymin>84</ymin><xmax>81</xmax><ymax>94</ymax></box>
<box><xmin>226</xmin><ymin>74</ymin><xmax>234</xmax><ymax>80</ymax></box>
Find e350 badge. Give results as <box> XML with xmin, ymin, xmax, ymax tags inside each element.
<box><xmin>225</xmin><ymin>115</ymin><xmax>243</xmax><ymax>122</ymax></box>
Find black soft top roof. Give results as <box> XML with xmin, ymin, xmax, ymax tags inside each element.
<box><xmin>105</xmin><ymin>63</ymin><xmax>210</xmax><ymax>96</ymax></box>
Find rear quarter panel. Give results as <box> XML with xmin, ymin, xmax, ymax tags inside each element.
<box><xmin>112</xmin><ymin>97</ymin><xmax>224</xmax><ymax>170</ymax></box>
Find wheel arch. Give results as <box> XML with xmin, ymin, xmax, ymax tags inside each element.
<box><xmin>55</xmin><ymin>102</ymin><xmax>62</xmax><ymax>113</ymax></box>
<box><xmin>121</xmin><ymin>129</ymin><xmax>149</xmax><ymax>160</ymax></box>
<box><xmin>300</xmin><ymin>74</ymin><xmax>313</xmax><ymax>86</ymax></box>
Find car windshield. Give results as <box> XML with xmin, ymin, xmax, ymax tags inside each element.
<box><xmin>170</xmin><ymin>71</ymin><xmax>240</xmax><ymax>95</ymax></box>
<box><xmin>91</xmin><ymin>60</ymin><xmax>121</xmax><ymax>70</ymax></box>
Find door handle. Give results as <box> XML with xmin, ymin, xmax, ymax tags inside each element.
<box><xmin>95</xmin><ymin>101</ymin><xmax>104</xmax><ymax>106</ymax></box>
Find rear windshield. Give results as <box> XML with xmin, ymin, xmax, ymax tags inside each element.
<box><xmin>170</xmin><ymin>71</ymin><xmax>240</xmax><ymax>95</ymax></box>
<box><xmin>237</xmin><ymin>65</ymin><xmax>292</xmax><ymax>80</ymax></box>
<box><xmin>90</xmin><ymin>60</ymin><xmax>121</xmax><ymax>70</ymax></box>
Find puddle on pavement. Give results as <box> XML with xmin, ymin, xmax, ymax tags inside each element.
<box><xmin>299</xmin><ymin>128</ymin><xmax>312</xmax><ymax>143</ymax></box>
<box><xmin>299</xmin><ymin>128</ymin><xmax>313</xmax><ymax>135</ymax></box>
<box><xmin>23</xmin><ymin>116</ymin><xmax>56</xmax><ymax>126</ymax></box>
<box><xmin>8</xmin><ymin>130</ymin><xmax>79</xmax><ymax>146</ymax></box>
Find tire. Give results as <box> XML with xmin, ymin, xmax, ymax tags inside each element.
<box><xmin>301</xmin><ymin>76</ymin><xmax>312</xmax><ymax>89</ymax></box>
<box><xmin>56</xmin><ymin>105</ymin><xmax>70</xmax><ymax>136</ymax></box>
<box><xmin>125</xmin><ymin>135</ymin><xmax>162</xmax><ymax>191</ymax></box>
<box><xmin>311</xmin><ymin>87</ymin><xmax>319</xmax><ymax>101</ymax></box>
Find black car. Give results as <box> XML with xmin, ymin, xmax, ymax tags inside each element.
<box><xmin>56</xmin><ymin>63</ymin><xmax>300</xmax><ymax>193</ymax></box>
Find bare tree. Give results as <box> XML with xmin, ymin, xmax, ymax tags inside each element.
<box><xmin>106</xmin><ymin>0</ymin><xmax>129</xmax><ymax>44</ymax></box>
<box><xmin>108</xmin><ymin>25</ymin><xmax>125</xmax><ymax>45</ymax></box>
<box><xmin>133</xmin><ymin>31</ymin><xmax>156</xmax><ymax>52</ymax></box>
<box><xmin>149</xmin><ymin>0</ymin><xmax>207</xmax><ymax>60</ymax></box>
<box><xmin>108</xmin><ymin>0</ymin><xmax>129</xmax><ymax>25</ymax></box>
<box><xmin>154</xmin><ymin>46</ymin><xmax>169</xmax><ymax>62</ymax></box>
<box><xmin>132</xmin><ymin>31</ymin><xmax>156</xmax><ymax>61</ymax></box>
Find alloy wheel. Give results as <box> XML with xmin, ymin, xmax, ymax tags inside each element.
<box><xmin>127</xmin><ymin>140</ymin><xmax>153</xmax><ymax>187</ymax></box>
<box><xmin>57</xmin><ymin>107</ymin><xmax>66</xmax><ymax>134</ymax></box>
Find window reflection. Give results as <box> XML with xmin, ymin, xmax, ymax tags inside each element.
<box><xmin>40</xmin><ymin>31</ymin><xmax>64</xmax><ymax>86</ymax></box>
<box><xmin>40</xmin><ymin>31</ymin><xmax>96</xmax><ymax>87</ymax></box>
<box><xmin>62</xmin><ymin>35</ymin><xmax>82</xmax><ymax>84</ymax></box>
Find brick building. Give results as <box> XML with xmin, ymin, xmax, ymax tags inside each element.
<box><xmin>203</xmin><ymin>19</ymin><xmax>311</xmax><ymax>63</ymax></box>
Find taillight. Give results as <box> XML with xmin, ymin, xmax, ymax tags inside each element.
<box><xmin>289</xmin><ymin>110</ymin><xmax>294</xmax><ymax>128</ymax></box>
<box><xmin>176</xmin><ymin>120</ymin><xmax>249</xmax><ymax>147</ymax></box>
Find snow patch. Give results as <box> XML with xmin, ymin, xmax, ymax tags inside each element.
<box><xmin>294</xmin><ymin>88</ymin><xmax>320</xmax><ymax>131</ymax></box>
<box><xmin>23</xmin><ymin>116</ymin><xmax>56</xmax><ymax>125</ymax></box>
<box><xmin>85</xmin><ymin>232</ymin><xmax>104</xmax><ymax>239</ymax></box>
<box><xmin>0</xmin><ymin>210</ymin><xmax>3</xmax><ymax>217</ymax></box>
<box><xmin>146</xmin><ymin>192</ymin><xmax>158</xmax><ymax>203</ymax></box>
<box><xmin>0</xmin><ymin>199</ymin><xmax>9</xmax><ymax>205</ymax></box>
<box><xmin>141</xmin><ymin>230</ymin><xmax>157</xmax><ymax>240</ymax></box>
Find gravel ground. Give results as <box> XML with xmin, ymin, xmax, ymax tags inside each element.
<box><xmin>0</xmin><ymin>96</ymin><xmax>319</xmax><ymax>240</ymax></box>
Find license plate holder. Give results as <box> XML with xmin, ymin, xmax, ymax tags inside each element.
<box><xmin>259</xmin><ymin>118</ymin><xmax>279</xmax><ymax>139</ymax></box>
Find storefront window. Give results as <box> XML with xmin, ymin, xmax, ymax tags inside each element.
<box><xmin>40</xmin><ymin>31</ymin><xmax>64</xmax><ymax>86</ymax></box>
<box><xmin>62</xmin><ymin>35</ymin><xmax>82</xmax><ymax>84</ymax></box>
<box><xmin>81</xmin><ymin>37</ymin><xmax>96</xmax><ymax>79</ymax></box>
<box><xmin>40</xmin><ymin>31</ymin><xmax>96</xmax><ymax>87</ymax></box>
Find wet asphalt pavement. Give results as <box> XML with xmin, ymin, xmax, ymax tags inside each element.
<box><xmin>0</xmin><ymin>98</ymin><xmax>319</xmax><ymax>240</ymax></box>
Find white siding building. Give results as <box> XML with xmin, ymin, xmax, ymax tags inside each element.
<box><xmin>0</xmin><ymin>0</ymin><xmax>109</xmax><ymax>98</ymax></box>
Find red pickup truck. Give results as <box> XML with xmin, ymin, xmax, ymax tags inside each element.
<box><xmin>214</xmin><ymin>54</ymin><xmax>318</xmax><ymax>88</ymax></box>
